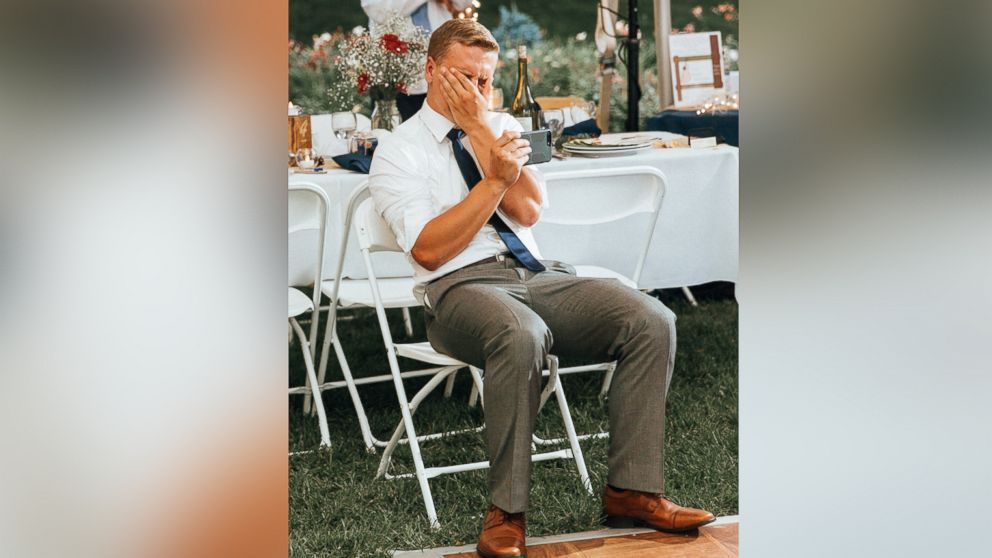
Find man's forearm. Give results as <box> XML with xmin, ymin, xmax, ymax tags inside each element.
<box><xmin>498</xmin><ymin>169</ymin><xmax>542</xmax><ymax>226</ymax></box>
<box><xmin>411</xmin><ymin>178</ymin><xmax>505</xmax><ymax>271</ymax></box>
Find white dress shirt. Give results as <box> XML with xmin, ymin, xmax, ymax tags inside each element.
<box><xmin>360</xmin><ymin>0</ymin><xmax>474</xmax><ymax>95</ymax></box>
<box><xmin>369</xmin><ymin>101</ymin><xmax>548</xmax><ymax>303</ymax></box>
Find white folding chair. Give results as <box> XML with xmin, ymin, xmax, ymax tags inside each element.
<box><xmin>352</xmin><ymin>198</ymin><xmax>593</xmax><ymax>528</ymax></box>
<box><xmin>287</xmin><ymin>182</ymin><xmax>331</xmax><ymax>452</ymax></box>
<box><xmin>312</xmin><ymin>184</ymin><xmax>458</xmax><ymax>454</ymax></box>
<box><xmin>518</xmin><ymin>166</ymin><xmax>667</xmax><ymax>445</ymax></box>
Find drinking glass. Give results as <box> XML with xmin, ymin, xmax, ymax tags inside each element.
<box><xmin>541</xmin><ymin>109</ymin><xmax>565</xmax><ymax>145</ymax></box>
<box><xmin>331</xmin><ymin>111</ymin><xmax>357</xmax><ymax>139</ymax></box>
<box><xmin>349</xmin><ymin>132</ymin><xmax>379</xmax><ymax>157</ymax></box>
<box><xmin>488</xmin><ymin>88</ymin><xmax>504</xmax><ymax>111</ymax></box>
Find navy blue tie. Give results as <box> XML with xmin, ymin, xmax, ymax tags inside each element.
<box><xmin>446</xmin><ymin>128</ymin><xmax>546</xmax><ymax>272</ymax></box>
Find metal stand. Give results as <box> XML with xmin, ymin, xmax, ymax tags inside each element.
<box><xmin>625</xmin><ymin>0</ymin><xmax>641</xmax><ymax>131</ymax></box>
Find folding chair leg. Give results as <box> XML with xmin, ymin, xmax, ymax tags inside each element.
<box><xmin>681</xmin><ymin>286</ymin><xmax>699</xmax><ymax>307</ymax></box>
<box><xmin>377</xmin><ymin>367</ymin><xmax>462</xmax><ymax>475</ymax></box>
<box><xmin>443</xmin><ymin>371</ymin><xmax>457</xmax><ymax>398</ymax></box>
<box><xmin>330</xmin><ymin>332</ymin><xmax>378</xmax><ymax>453</ymax></box>
<box><xmin>313</xmin><ymin>309</ymin><xmax>338</xmax><ymax>416</ymax></box>
<box><xmin>467</xmin><ymin>366</ymin><xmax>484</xmax><ymax>409</ymax></box>
<box><xmin>402</xmin><ymin>307</ymin><xmax>414</xmax><ymax>337</ymax></box>
<box><xmin>290</xmin><ymin>318</ymin><xmax>330</xmax><ymax>450</ymax></box>
<box><xmin>294</xmin><ymin>318</ymin><xmax>313</xmax><ymax>415</ymax></box>
<box><xmin>315</xmin><ymin>310</ymin><xmax>379</xmax><ymax>452</ymax></box>
<box><xmin>302</xmin><ymin>364</ymin><xmax>314</xmax><ymax>415</ymax></box>
<box><xmin>309</xmin><ymin>325</ymin><xmax>330</xmax><ymax>418</ymax></box>
<box><xmin>549</xmin><ymin>361</ymin><xmax>593</xmax><ymax>495</ymax></box>
<box><xmin>599</xmin><ymin>362</ymin><xmax>617</xmax><ymax>398</ymax></box>
<box><xmin>379</xmin><ymin>348</ymin><xmax>441</xmax><ymax>527</ymax></box>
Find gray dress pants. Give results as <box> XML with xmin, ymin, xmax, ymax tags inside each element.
<box><xmin>423</xmin><ymin>256</ymin><xmax>676</xmax><ymax>514</ymax></box>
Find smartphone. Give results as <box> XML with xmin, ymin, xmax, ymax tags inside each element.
<box><xmin>521</xmin><ymin>129</ymin><xmax>553</xmax><ymax>166</ymax></box>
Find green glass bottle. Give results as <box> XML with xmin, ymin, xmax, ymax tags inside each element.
<box><xmin>510</xmin><ymin>45</ymin><xmax>542</xmax><ymax>131</ymax></box>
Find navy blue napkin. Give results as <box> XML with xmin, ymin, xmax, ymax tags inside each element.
<box><xmin>332</xmin><ymin>153</ymin><xmax>373</xmax><ymax>174</ymax></box>
<box><xmin>562</xmin><ymin>118</ymin><xmax>602</xmax><ymax>137</ymax></box>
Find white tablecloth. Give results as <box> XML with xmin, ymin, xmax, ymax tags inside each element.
<box><xmin>289</xmin><ymin>141</ymin><xmax>738</xmax><ymax>290</ymax></box>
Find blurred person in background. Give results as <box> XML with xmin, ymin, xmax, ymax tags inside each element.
<box><xmin>361</xmin><ymin>0</ymin><xmax>474</xmax><ymax>120</ymax></box>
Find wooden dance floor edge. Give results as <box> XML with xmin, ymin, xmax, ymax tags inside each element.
<box><xmin>391</xmin><ymin>515</ymin><xmax>739</xmax><ymax>558</ymax></box>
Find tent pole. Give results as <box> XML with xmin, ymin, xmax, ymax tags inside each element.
<box><xmin>654</xmin><ymin>0</ymin><xmax>674</xmax><ymax>109</ymax></box>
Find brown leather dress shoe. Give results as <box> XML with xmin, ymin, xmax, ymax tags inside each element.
<box><xmin>477</xmin><ymin>504</ymin><xmax>526</xmax><ymax>558</ymax></box>
<box><xmin>602</xmin><ymin>485</ymin><xmax>716</xmax><ymax>533</ymax></box>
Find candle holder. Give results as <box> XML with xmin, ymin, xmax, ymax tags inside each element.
<box><xmin>294</xmin><ymin>147</ymin><xmax>317</xmax><ymax>169</ymax></box>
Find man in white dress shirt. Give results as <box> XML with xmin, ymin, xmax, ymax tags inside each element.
<box><xmin>369</xmin><ymin>19</ymin><xmax>714</xmax><ymax>558</ymax></box>
<box><xmin>361</xmin><ymin>0</ymin><xmax>473</xmax><ymax>120</ymax></box>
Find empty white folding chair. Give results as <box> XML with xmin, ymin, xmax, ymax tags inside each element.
<box><xmin>352</xmin><ymin>197</ymin><xmax>593</xmax><ymax>528</ymax></box>
<box><xmin>312</xmin><ymin>184</ymin><xmax>463</xmax><ymax>454</ymax></box>
<box><xmin>287</xmin><ymin>182</ymin><xmax>331</xmax><ymax>452</ymax></box>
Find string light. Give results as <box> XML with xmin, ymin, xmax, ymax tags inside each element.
<box><xmin>695</xmin><ymin>92</ymin><xmax>739</xmax><ymax>115</ymax></box>
<box><xmin>456</xmin><ymin>0</ymin><xmax>481</xmax><ymax>21</ymax></box>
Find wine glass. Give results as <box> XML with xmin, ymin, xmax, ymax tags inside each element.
<box><xmin>541</xmin><ymin>109</ymin><xmax>565</xmax><ymax>145</ymax></box>
<box><xmin>331</xmin><ymin>111</ymin><xmax>357</xmax><ymax>140</ymax></box>
<box><xmin>488</xmin><ymin>88</ymin><xmax>504</xmax><ymax>111</ymax></box>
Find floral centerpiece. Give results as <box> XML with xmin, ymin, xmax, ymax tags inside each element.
<box><xmin>335</xmin><ymin>14</ymin><xmax>429</xmax><ymax>130</ymax></box>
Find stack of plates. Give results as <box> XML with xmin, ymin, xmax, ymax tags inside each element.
<box><xmin>562</xmin><ymin>136</ymin><xmax>655</xmax><ymax>157</ymax></box>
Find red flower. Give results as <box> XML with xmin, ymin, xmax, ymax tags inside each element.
<box><xmin>395</xmin><ymin>82</ymin><xmax>407</xmax><ymax>94</ymax></box>
<box><xmin>380</xmin><ymin>33</ymin><xmax>408</xmax><ymax>54</ymax></box>
<box><xmin>307</xmin><ymin>48</ymin><xmax>327</xmax><ymax>66</ymax></box>
<box><xmin>357</xmin><ymin>73</ymin><xmax>369</xmax><ymax>94</ymax></box>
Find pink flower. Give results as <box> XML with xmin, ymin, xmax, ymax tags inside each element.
<box><xmin>683</xmin><ymin>22</ymin><xmax>696</xmax><ymax>33</ymax></box>
<box><xmin>691</xmin><ymin>5</ymin><xmax>703</xmax><ymax>17</ymax></box>
<box><xmin>724</xmin><ymin>12</ymin><xmax>734</xmax><ymax>21</ymax></box>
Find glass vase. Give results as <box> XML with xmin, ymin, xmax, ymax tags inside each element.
<box><xmin>371</xmin><ymin>98</ymin><xmax>401</xmax><ymax>131</ymax></box>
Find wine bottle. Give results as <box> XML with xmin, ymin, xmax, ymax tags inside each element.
<box><xmin>511</xmin><ymin>45</ymin><xmax>542</xmax><ymax>131</ymax></box>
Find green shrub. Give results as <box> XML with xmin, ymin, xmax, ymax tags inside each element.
<box><xmin>491</xmin><ymin>4</ymin><xmax>544</xmax><ymax>52</ymax></box>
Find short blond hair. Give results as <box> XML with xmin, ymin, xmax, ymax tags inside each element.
<box><xmin>427</xmin><ymin>19</ymin><xmax>499</xmax><ymax>62</ymax></box>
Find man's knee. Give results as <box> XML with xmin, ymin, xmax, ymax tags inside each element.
<box><xmin>485</xmin><ymin>314</ymin><xmax>552</xmax><ymax>365</ymax></box>
<box><xmin>628</xmin><ymin>296</ymin><xmax>677</xmax><ymax>343</ymax></box>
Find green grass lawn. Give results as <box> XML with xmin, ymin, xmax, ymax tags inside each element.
<box><xmin>289</xmin><ymin>287</ymin><xmax>737</xmax><ymax>557</ymax></box>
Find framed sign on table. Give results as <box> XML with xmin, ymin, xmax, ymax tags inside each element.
<box><xmin>669</xmin><ymin>31</ymin><xmax>726</xmax><ymax>107</ymax></box>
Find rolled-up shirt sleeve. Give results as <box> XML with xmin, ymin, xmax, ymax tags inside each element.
<box><xmin>369</xmin><ymin>139</ymin><xmax>436</xmax><ymax>254</ymax></box>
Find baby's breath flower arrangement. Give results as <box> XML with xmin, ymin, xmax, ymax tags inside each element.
<box><xmin>335</xmin><ymin>13</ymin><xmax>428</xmax><ymax>129</ymax></box>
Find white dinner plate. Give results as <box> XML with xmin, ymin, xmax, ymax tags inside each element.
<box><xmin>563</xmin><ymin>138</ymin><xmax>655</xmax><ymax>151</ymax></box>
<box><xmin>562</xmin><ymin>145</ymin><xmax>652</xmax><ymax>157</ymax></box>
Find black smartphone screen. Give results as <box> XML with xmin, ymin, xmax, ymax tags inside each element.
<box><xmin>521</xmin><ymin>129</ymin><xmax>553</xmax><ymax>165</ymax></box>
